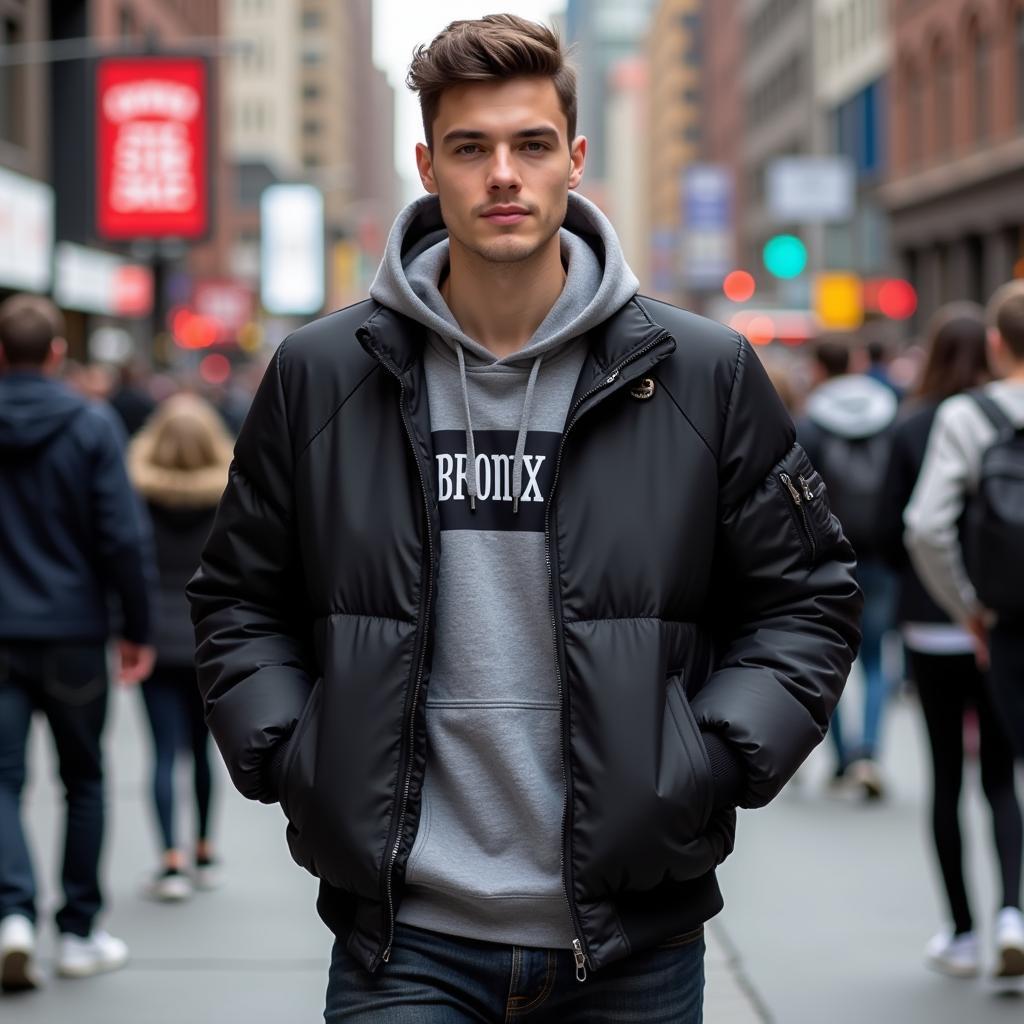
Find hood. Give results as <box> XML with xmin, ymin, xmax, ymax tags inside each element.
<box><xmin>0</xmin><ymin>373</ymin><xmax>87</xmax><ymax>453</ymax></box>
<box><xmin>369</xmin><ymin>190</ymin><xmax>639</xmax><ymax>368</ymax></box>
<box><xmin>368</xmin><ymin>191</ymin><xmax>639</xmax><ymax>511</ymax></box>
<box><xmin>128</xmin><ymin>394</ymin><xmax>233</xmax><ymax>509</ymax></box>
<box><xmin>806</xmin><ymin>374</ymin><xmax>899</xmax><ymax>439</ymax></box>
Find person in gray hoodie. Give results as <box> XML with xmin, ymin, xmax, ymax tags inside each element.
<box><xmin>906</xmin><ymin>282</ymin><xmax>1024</xmax><ymax>760</ymax></box>
<box><xmin>799</xmin><ymin>339</ymin><xmax>899</xmax><ymax>798</ymax></box>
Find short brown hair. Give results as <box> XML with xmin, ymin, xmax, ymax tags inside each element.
<box><xmin>0</xmin><ymin>294</ymin><xmax>65</xmax><ymax>366</ymax></box>
<box><xmin>407</xmin><ymin>14</ymin><xmax>577</xmax><ymax>149</ymax></box>
<box><xmin>813</xmin><ymin>337</ymin><xmax>851</xmax><ymax>378</ymax></box>
<box><xmin>995</xmin><ymin>290</ymin><xmax>1024</xmax><ymax>360</ymax></box>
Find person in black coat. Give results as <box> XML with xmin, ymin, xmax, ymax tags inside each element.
<box><xmin>128</xmin><ymin>394</ymin><xmax>233</xmax><ymax>901</ymax></box>
<box><xmin>878</xmin><ymin>304</ymin><xmax>1023</xmax><ymax>979</ymax></box>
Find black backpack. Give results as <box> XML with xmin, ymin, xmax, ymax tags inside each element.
<box><xmin>815</xmin><ymin>429</ymin><xmax>892</xmax><ymax>556</ymax></box>
<box><xmin>963</xmin><ymin>391</ymin><xmax>1024</xmax><ymax>615</ymax></box>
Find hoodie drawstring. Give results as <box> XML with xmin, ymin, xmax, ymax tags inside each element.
<box><xmin>512</xmin><ymin>356</ymin><xmax>542</xmax><ymax>514</ymax></box>
<box><xmin>455</xmin><ymin>346</ymin><xmax>544</xmax><ymax>515</ymax></box>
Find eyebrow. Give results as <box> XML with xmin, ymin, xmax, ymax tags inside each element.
<box><xmin>441</xmin><ymin>126</ymin><xmax>560</xmax><ymax>145</ymax></box>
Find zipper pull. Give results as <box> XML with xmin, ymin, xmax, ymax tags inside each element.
<box><xmin>381</xmin><ymin>946</ymin><xmax>391</xmax><ymax>964</ymax></box>
<box><xmin>798</xmin><ymin>475</ymin><xmax>815</xmax><ymax>501</ymax></box>
<box><xmin>779</xmin><ymin>473</ymin><xmax>802</xmax><ymax>506</ymax></box>
<box><xmin>572</xmin><ymin>938</ymin><xmax>588</xmax><ymax>982</ymax></box>
<box><xmin>605</xmin><ymin>370</ymin><xmax>619</xmax><ymax>385</ymax></box>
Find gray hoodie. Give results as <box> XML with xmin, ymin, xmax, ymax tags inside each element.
<box><xmin>369</xmin><ymin>191</ymin><xmax>638</xmax><ymax>948</ymax></box>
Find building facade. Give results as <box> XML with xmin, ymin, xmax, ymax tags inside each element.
<box><xmin>882</xmin><ymin>0</ymin><xmax>1024</xmax><ymax>325</ymax></box>
<box><xmin>739</xmin><ymin>0</ymin><xmax>820</xmax><ymax>294</ymax></box>
<box><xmin>645</xmin><ymin>0</ymin><xmax>702</xmax><ymax>301</ymax></box>
<box><xmin>816</xmin><ymin>0</ymin><xmax>890</xmax><ymax>277</ymax></box>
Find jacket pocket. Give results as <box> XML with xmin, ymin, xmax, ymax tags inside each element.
<box><xmin>664</xmin><ymin>672</ymin><xmax>714</xmax><ymax>837</ymax></box>
<box><xmin>774</xmin><ymin>444</ymin><xmax>845</xmax><ymax>568</ymax></box>
<box><xmin>279</xmin><ymin>676</ymin><xmax>324</xmax><ymax>832</ymax></box>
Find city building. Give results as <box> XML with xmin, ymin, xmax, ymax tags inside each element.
<box><xmin>700</xmin><ymin>0</ymin><xmax>744</xmax><ymax>286</ymax></box>
<box><xmin>739</xmin><ymin>0</ymin><xmax>821</xmax><ymax>292</ymax></box>
<box><xmin>645</xmin><ymin>0</ymin><xmax>702</xmax><ymax>301</ymax></box>
<box><xmin>882</xmin><ymin>0</ymin><xmax>1024</xmax><ymax>325</ymax></box>
<box><xmin>816</xmin><ymin>0</ymin><xmax>890</xmax><ymax>277</ymax></box>
<box><xmin>223</xmin><ymin>0</ymin><xmax>397</xmax><ymax>307</ymax></box>
<box><xmin>605</xmin><ymin>57</ymin><xmax>650</xmax><ymax>288</ymax></box>
<box><xmin>565</xmin><ymin>0</ymin><xmax>657</xmax><ymax>208</ymax></box>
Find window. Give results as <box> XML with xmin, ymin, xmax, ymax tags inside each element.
<box><xmin>302</xmin><ymin>119</ymin><xmax>320</xmax><ymax>137</ymax></box>
<box><xmin>974</xmin><ymin>26</ymin><xmax>990</xmax><ymax>144</ymax></box>
<box><xmin>302</xmin><ymin>10</ymin><xmax>322</xmax><ymax>30</ymax></box>
<box><xmin>303</xmin><ymin>83</ymin><xmax>321</xmax><ymax>101</ymax></box>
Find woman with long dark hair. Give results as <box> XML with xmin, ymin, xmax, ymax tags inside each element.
<box><xmin>879</xmin><ymin>304</ymin><xmax>1023</xmax><ymax>979</ymax></box>
<box><xmin>128</xmin><ymin>394</ymin><xmax>232</xmax><ymax>900</ymax></box>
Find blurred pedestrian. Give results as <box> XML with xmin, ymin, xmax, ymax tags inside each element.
<box><xmin>127</xmin><ymin>394</ymin><xmax>232</xmax><ymax>901</ymax></box>
<box><xmin>907</xmin><ymin>280</ymin><xmax>1024</xmax><ymax>761</ymax></box>
<box><xmin>878</xmin><ymin>304</ymin><xmax>1023</xmax><ymax>981</ymax></box>
<box><xmin>799</xmin><ymin>338</ymin><xmax>899</xmax><ymax>797</ymax></box>
<box><xmin>0</xmin><ymin>295</ymin><xmax>155</xmax><ymax>993</ymax></box>
<box><xmin>188</xmin><ymin>16</ymin><xmax>861</xmax><ymax>1022</ymax></box>
<box><xmin>109</xmin><ymin>359</ymin><xmax>157</xmax><ymax>437</ymax></box>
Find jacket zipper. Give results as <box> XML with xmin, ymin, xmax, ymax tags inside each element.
<box><xmin>779</xmin><ymin>472</ymin><xmax>816</xmax><ymax>563</ymax></box>
<box><xmin>544</xmin><ymin>332</ymin><xmax>671</xmax><ymax>982</ymax></box>
<box><xmin>375</xmin><ymin>363</ymin><xmax>435</xmax><ymax>968</ymax></box>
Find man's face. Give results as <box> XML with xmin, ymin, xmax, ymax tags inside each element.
<box><xmin>416</xmin><ymin>77</ymin><xmax>586</xmax><ymax>265</ymax></box>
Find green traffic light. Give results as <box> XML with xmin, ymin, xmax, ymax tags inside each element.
<box><xmin>763</xmin><ymin>235</ymin><xmax>807</xmax><ymax>279</ymax></box>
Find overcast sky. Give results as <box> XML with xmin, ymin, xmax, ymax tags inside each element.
<box><xmin>372</xmin><ymin>1</ymin><xmax>563</xmax><ymax>201</ymax></box>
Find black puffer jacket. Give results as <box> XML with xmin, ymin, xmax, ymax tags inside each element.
<box><xmin>188</xmin><ymin>296</ymin><xmax>861</xmax><ymax>973</ymax></box>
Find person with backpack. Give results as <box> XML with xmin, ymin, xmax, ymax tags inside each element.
<box><xmin>879</xmin><ymin>304</ymin><xmax>1023</xmax><ymax>981</ymax></box>
<box><xmin>799</xmin><ymin>338</ymin><xmax>899</xmax><ymax>798</ymax></box>
<box><xmin>906</xmin><ymin>282</ymin><xmax>1024</xmax><ymax>766</ymax></box>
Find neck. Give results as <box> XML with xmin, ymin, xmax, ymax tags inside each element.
<box><xmin>441</xmin><ymin>234</ymin><xmax>566</xmax><ymax>360</ymax></box>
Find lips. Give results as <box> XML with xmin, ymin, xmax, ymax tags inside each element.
<box><xmin>481</xmin><ymin>206</ymin><xmax>530</xmax><ymax>225</ymax></box>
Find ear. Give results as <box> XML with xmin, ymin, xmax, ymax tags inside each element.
<box><xmin>45</xmin><ymin>338</ymin><xmax>67</xmax><ymax>372</ymax></box>
<box><xmin>416</xmin><ymin>142</ymin><xmax>439</xmax><ymax>195</ymax></box>
<box><xmin>568</xmin><ymin>135</ymin><xmax>587</xmax><ymax>190</ymax></box>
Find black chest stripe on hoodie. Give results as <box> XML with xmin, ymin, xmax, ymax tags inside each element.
<box><xmin>431</xmin><ymin>429</ymin><xmax>560</xmax><ymax>533</ymax></box>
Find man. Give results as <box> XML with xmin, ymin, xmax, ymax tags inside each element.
<box><xmin>0</xmin><ymin>295</ymin><xmax>155</xmax><ymax>993</ymax></box>
<box><xmin>798</xmin><ymin>338</ymin><xmax>898</xmax><ymax>799</ymax></box>
<box><xmin>906</xmin><ymin>282</ymin><xmax>1024</xmax><ymax>760</ymax></box>
<box><xmin>189</xmin><ymin>16</ymin><xmax>861</xmax><ymax>1021</ymax></box>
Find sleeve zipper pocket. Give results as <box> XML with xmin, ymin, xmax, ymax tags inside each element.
<box><xmin>779</xmin><ymin>472</ymin><xmax>817</xmax><ymax>564</ymax></box>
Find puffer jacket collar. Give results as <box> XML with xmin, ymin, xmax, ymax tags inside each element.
<box><xmin>355</xmin><ymin>296</ymin><xmax>677</xmax><ymax>410</ymax></box>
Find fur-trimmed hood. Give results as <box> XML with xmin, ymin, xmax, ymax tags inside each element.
<box><xmin>128</xmin><ymin>394</ymin><xmax>233</xmax><ymax>509</ymax></box>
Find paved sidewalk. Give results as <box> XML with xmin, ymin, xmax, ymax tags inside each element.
<box><xmin>5</xmin><ymin>685</ymin><xmax>767</xmax><ymax>1022</ymax></box>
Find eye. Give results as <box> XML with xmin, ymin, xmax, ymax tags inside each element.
<box><xmin>523</xmin><ymin>141</ymin><xmax>548</xmax><ymax>152</ymax></box>
<box><xmin>455</xmin><ymin>144</ymin><xmax>482</xmax><ymax>155</ymax></box>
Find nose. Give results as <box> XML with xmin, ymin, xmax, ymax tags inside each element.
<box><xmin>486</xmin><ymin>144</ymin><xmax>521</xmax><ymax>193</ymax></box>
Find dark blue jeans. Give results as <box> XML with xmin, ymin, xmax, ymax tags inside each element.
<box><xmin>0</xmin><ymin>642</ymin><xmax>108</xmax><ymax>937</ymax></box>
<box><xmin>324</xmin><ymin>922</ymin><xmax>705</xmax><ymax>1023</ymax></box>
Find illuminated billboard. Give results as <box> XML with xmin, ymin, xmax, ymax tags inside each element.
<box><xmin>95</xmin><ymin>56</ymin><xmax>210</xmax><ymax>241</ymax></box>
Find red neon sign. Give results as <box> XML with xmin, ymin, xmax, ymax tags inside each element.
<box><xmin>95</xmin><ymin>56</ymin><xmax>209</xmax><ymax>240</ymax></box>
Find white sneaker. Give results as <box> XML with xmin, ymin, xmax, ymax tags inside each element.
<box><xmin>925</xmin><ymin>929</ymin><xmax>980</xmax><ymax>978</ymax></box>
<box><xmin>192</xmin><ymin>858</ymin><xmax>223</xmax><ymax>893</ymax></box>
<box><xmin>57</xmin><ymin>930</ymin><xmax>129</xmax><ymax>979</ymax></box>
<box><xmin>1</xmin><ymin>914</ymin><xmax>42</xmax><ymax>993</ymax></box>
<box><xmin>995</xmin><ymin>907</ymin><xmax>1024</xmax><ymax>979</ymax></box>
<box><xmin>147</xmin><ymin>867</ymin><xmax>193</xmax><ymax>902</ymax></box>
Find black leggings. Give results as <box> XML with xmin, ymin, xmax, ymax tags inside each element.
<box><xmin>909</xmin><ymin>650</ymin><xmax>1022</xmax><ymax>935</ymax></box>
<box><xmin>140</xmin><ymin>665</ymin><xmax>213</xmax><ymax>853</ymax></box>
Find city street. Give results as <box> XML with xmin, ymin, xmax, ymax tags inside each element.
<box><xmin>5</xmin><ymin>671</ymin><xmax>1024</xmax><ymax>1023</ymax></box>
